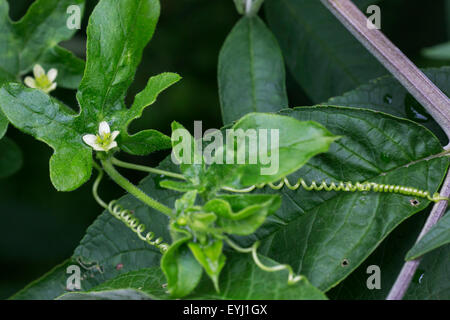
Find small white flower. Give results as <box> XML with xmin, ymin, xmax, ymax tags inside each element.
<box><xmin>83</xmin><ymin>121</ymin><xmax>120</xmax><ymax>152</ymax></box>
<box><xmin>24</xmin><ymin>64</ymin><xmax>58</xmax><ymax>93</ymax></box>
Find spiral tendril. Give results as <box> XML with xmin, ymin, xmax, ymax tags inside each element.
<box><xmin>107</xmin><ymin>200</ymin><xmax>169</xmax><ymax>253</ymax></box>
<box><xmin>223</xmin><ymin>177</ymin><xmax>448</xmax><ymax>202</ymax></box>
<box><xmin>92</xmin><ymin>162</ymin><xmax>169</xmax><ymax>253</ymax></box>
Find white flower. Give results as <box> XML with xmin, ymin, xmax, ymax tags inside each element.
<box><xmin>83</xmin><ymin>121</ymin><xmax>120</xmax><ymax>152</ymax></box>
<box><xmin>24</xmin><ymin>64</ymin><xmax>58</xmax><ymax>93</ymax></box>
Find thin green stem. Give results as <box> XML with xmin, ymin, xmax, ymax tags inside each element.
<box><xmin>101</xmin><ymin>158</ymin><xmax>174</xmax><ymax>218</ymax></box>
<box><xmin>92</xmin><ymin>162</ymin><xmax>108</xmax><ymax>209</ymax></box>
<box><xmin>111</xmin><ymin>157</ymin><xmax>186</xmax><ymax>181</ymax></box>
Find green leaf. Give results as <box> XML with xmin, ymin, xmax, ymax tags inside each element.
<box><xmin>264</xmin><ymin>0</ymin><xmax>386</xmax><ymax>102</ymax></box>
<box><xmin>171</xmin><ymin>121</ymin><xmax>205</xmax><ymax>184</ymax></box>
<box><xmin>234</xmin><ymin>106</ymin><xmax>448</xmax><ymax>291</ymax></box>
<box><xmin>328</xmin><ymin>211</ymin><xmax>450</xmax><ymax>300</ymax></box>
<box><xmin>127</xmin><ymin>73</ymin><xmax>182</xmax><ymax>122</ymax></box>
<box><xmin>0</xmin><ymin>111</ymin><xmax>7</xmax><ymax>139</ymax></box>
<box><xmin>118</xmin><ymin>72</ymin><xmax>180</xmax><ymax>155</ymax></box>
<box><xmin>12</xmin><ymin>159</ymin><xmax>177</xmax><ymax>299</ymax></box>
<box><xmin>233</xmin><ymin>0</ymin><xmax>245</xmax><ymax>14</ymax></box>
<box><xmin>208</xmin><ymin>112</ymin><xmax>338</xmax><ymax>189</ymax></box>
<box><xmin>1</xmin><ymin>0</ymin><xmax>174</xmax><ymax>191</ymax></box>
<box><xmin>406</xmin><ymin>210</ymin><xmax>450</xmax><ymax>260</ymax></box>
<box><xmin>119</xmin><ymin>130</ymin><xmax>171</xmax><ymax>156</ymax></box>
<box><xmin>37</xmin><ymin>46</ymin><xmax>85</xmax><ymax>90</ymax></box>
<box><xmin>58</xmin><ymin>253</ymin><xmax>327</xmax><ymax>300</ymax></box>
<box><xmin>328</xmin><ymin>67</ymin><xmax>450</xmax><ymax>144</ymax></box>
<box><xmin>14</xmin><ymin>0</ymin><xmax>85</xmax><ymax>72</ymax></box>
<box><xmin>188</xmin><ymin>240</ymin><xmax>226</xmax><ymax>292</ymax></box>
<box><xmin>218</xmin><ymin>16</ymin><xmax>288</xmax><ymax>125</ymax></box>
<box><xmin>0</xmin><ymin>0</ymin><xmax>19</xmax><ymax>82</ymax></box>
<box><xmin>0</xmin><ymin>83</ymin><xmax>92</xmax><ymax>191</ymax></box>
<box><xmin>161</xmin><ymin>238</ymin><xmax>203</xmax><ymax>298</ymax></box>
<box><xmin>422</xmin><ymin>42</ymin><xmax>450</xmax><ymax>61</ymax></box>
<box><xmin>203</xmin><ymin>194</ymin><xmax>281</xmax><ymax>235</ymax></box>
<box><xmin>77</xmin><ymin>0</ymin><xmax>160</xmax><ymax>126</ymax></box>
<box><xmin>187</xmin><ymin>253</ymin><xmax>327</xmax><ymax>299</ymax></box>
<box><xmin>58</xmin><ymin>268</ymin><xmax>168</xmax><ymax>300</ymax></box>
<box><xmin>0</xmin><ymin>137</ymin><xmax>23</xmax><ymax>178</ymax></box>
<box><xmin>327</xmin><ymin>212</ymin><xmax>428</xmax><ymax>300</ymax></box>
<box><xmin>403</xmin><ymin>245</ymin><xmax>450</xmax><ymax>299</ymax></box>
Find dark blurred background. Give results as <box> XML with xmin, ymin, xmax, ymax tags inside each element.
<box><xmin>0</xmin><ymin>0</ymin><xmax>448</xmax><ymax>299</ymax></box>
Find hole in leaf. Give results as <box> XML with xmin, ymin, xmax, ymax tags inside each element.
<box><xmin>341</xmin><ymin>259</ymin><xmax>349</xmax><ymax>267</ymax></box>
<box><xmin>410</xmin><ymin>199</ymin><xmax>420</xmax><ymax>206</ymax></box>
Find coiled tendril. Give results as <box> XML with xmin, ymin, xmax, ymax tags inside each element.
<box><xmin>225</xmin><ymin>238</ymin><xmax>302</xmax><ymax>285</ymax></box>
<box><xmin>107</xmin><ymin>200</ymin><xmax>169</xmax><ymax>253</ymax></box>
<box><xmin>223</xmin><ymin>177</ymin><xmax>448</xmax><ymax>202</ymax></box>
<box><xmin>93</xmin><ymin>163</ymin><xmax>169</xmax><ymax>253</ymax></box>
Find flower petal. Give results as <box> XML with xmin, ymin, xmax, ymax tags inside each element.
<box><xmin>33</xmin><ymin>64</ymin><xmax>45</xmax><ymax>78</ymax></box>
<box><xmin>91</xmin><ymin>143</ymin><xmax>106</xmax><ymax>151</ymax></box>
<box><xmin>47</xmin><ymin>68</ymin><xmax>58</xmax><ymax>82</ymax></box>
<box><xmin>99</xmin><ymin>121</ymin><xmax>110</xmax><ymax>136</ymax></box>
<box><xmin>82</xmin><ymin>134</ymin><xmax>98</xmax><ymax>148</ymax></box>
<box><xmin>47</xmin><ymin>82</ymin><xmax>57</xmax><ymax>93</ymax></box>
<box><xmin>111</xmin><ymin>130</ymin><xmax>120</xmax><ymax>140</ymax></box>
<box><xmin>24</xmin><ymin>77</ymin><xmax>36</xmax><ymax>88</ymax></box>
<box><xmin>105</xmin><ymin>141</ymin><xmax>118</xmax><ymax>151</ymax></box>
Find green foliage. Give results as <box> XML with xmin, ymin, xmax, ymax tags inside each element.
<box><xmin>0</xmin><ymin>0</ymin><xmax>85</xmax><ymax>88</ymax></box>
<box><xmin>3</xmin><ymin>0</ymin><xmax>449</xmax><ymax>302</ymax></box>
<box><xmin>0</xmin><ymin>84</ymin><xmax>93</xmax><ymax>191</ymax></box>
<box><xmin>264</xmin><ymin>0</ymin><xmax>386</xmax><ymax>102</ymax></box>
<box><xmin>0</xmin><ymin>0</ymin><xmax>179</xmax><ymax>191</ymax></box>
<box><xmin>240</xmin><ymin>107</ymin><xmax>447</xmax><ymax>291</ymax></box>
<box><xmin>218</xmin><ymin>15</ymin><xmax>288</xmax><ymax>124</ymax></box>
<box><xmin>0</xmin><ymin>0</ymin><xmax>87</xmax><ymax>179</ymax></box>
<box><xmin>208</xmin><ymin>112</ymin><xmax>338</xmax><ymax>189</ymax></box>
<box><xmin>406</xmin><ymin>210</ymin><xmax>450</xmax><ymax>260</ymax></box>
<box><xmin>403</xmin><ymin>245</ymin><xmax>450</xmax><ymax>299</ymax></box>
<box><xmin>168</xmin><ymin>113</ymin><xmax>337</xmax><ymax>195</ymax></box>
<box><xmin>161</xmin><ymin>238</ymin><xmax>203</xmax><ymax>298</ymax></box>
<box><xmin>422</xmin><ymin>42</ymin><xmax>450</xmax><ymax>61</ymax></box>
<box><xmin>328</xmin><ymin>67</ymin><xmax>450</xmax><ymax>144</ymax></box>
<box><xmin>58</xmin><ymin>254</ymin><xmax>327</xmax><ymax>300</ymax></box>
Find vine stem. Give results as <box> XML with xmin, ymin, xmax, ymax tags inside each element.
<box><xmin>100</xmin><ymin>158</ymin><xmax>175</xmax><ymax>218</ymax></box>
<box><xmin>110</xmin><ymin>157</ymin><xmax>186</xmax><ymax>181</ymax></box>
<box><xmin>320</xmin><ymin>0</ymin><xmax>450</xmax><ymax>144</ymax></box>
<box><xmin>319</xmin><ymin>0</ymin><xmax>450</xmax><ymax>299</ymax></box>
